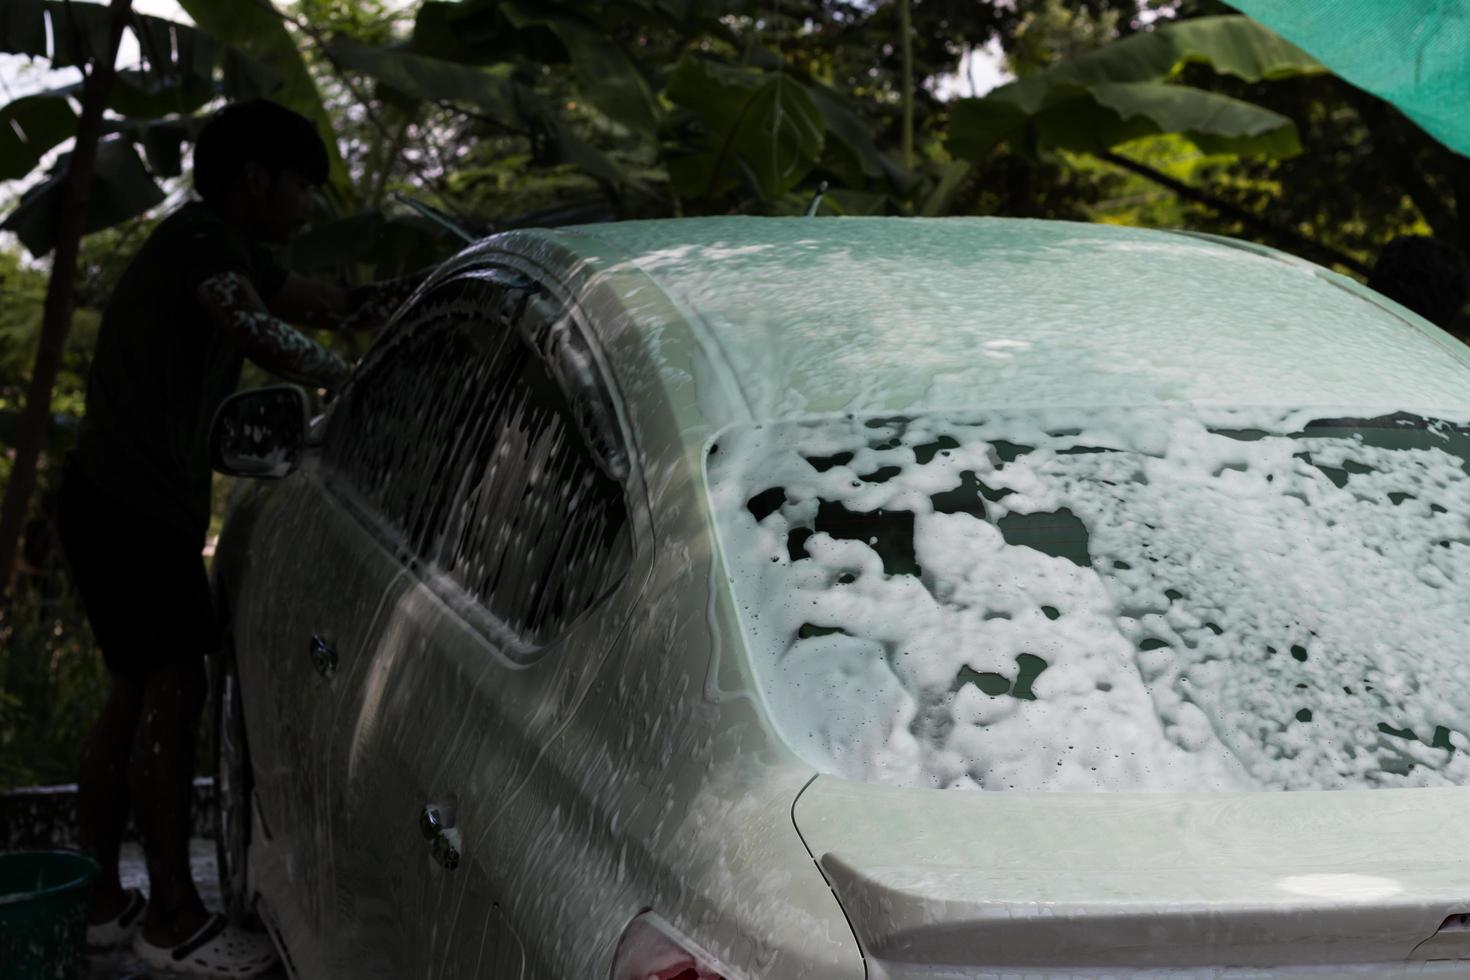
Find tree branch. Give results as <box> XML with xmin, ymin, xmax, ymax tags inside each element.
<box><xmin>1099</xmin><ymin>149</ymin><xmax>1371</xmax><ymax>277</ymax></box>
<box><xmin>432</xmin><ymin>99</ymin><xmax>530</xmax><ymax>140</ymax></box>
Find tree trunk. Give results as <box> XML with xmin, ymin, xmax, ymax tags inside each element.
<box><xmin>0</xmin><ymin>0</ymin><xmax>134</xmax><ymax>598</ymax></box>
<box><xmin>899</xmin><ymin>0</ymin><xmax>914</xmax><ymax>170</ymax></box>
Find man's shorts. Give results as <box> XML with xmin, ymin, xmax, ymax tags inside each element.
<box><xmin>56</xmin><ymin>464</ymin><xmax>217</xmax><ymax>682</ymax></box>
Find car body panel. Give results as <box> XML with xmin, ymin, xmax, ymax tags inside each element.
<box><xmin>223</xmin><ymin>462</ymin><xmax>416</xmax><ymax>975</ymax></box>
<box><xmin>794</xmin><ymin>776</ymin><xmax>1470</xmax><ymax>976</ymax></box>
<box><xmin>551</xmin><ymin>216</ymin><xmax>1470</xmax><ymax>424</ymax></box>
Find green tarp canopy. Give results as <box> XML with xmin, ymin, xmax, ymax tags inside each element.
<box><xmin>1228</xmin><ymin>1</ymin><xmax>1470</xmax><ymax>156</ymax></box>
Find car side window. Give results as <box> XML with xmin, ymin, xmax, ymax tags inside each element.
<box><xmin>322</xmin><ymin>273</ymin><xmax>633</xmax><ymax>647</ymax></box>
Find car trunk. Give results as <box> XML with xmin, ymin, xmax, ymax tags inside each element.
<box><xmin>794</xmin><ymin>777</ymin><xmax>1470</xmax><ymax>975</ymax></box>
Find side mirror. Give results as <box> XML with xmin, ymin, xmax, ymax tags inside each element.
<box><xmin>210</xmin><ymin>384</ymin><xmax>310</xmax><ymax>479</ymax></box>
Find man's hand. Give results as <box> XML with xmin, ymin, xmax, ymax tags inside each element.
<box><xmin>198</xmin><ymin>272</ymin><xmax>351</xmax><ymax>389</ymax></box>
<box><xmin>268</xmin><ymin>270</ymin><xmax>428</xmax><ymax>334</ymax></box>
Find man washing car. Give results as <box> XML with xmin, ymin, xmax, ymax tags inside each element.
<box><xmin>58</xmin><ymin>98</ymin><xmax>421</xmax><ymax>976</ymax></box>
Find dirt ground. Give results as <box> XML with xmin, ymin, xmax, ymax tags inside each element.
<box><xmin>85</xmin><ymin>839</ymin><xmax>287</xmax><ymax>980</ymax></box>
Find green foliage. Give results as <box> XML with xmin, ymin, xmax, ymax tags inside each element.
<box><xmin>0</xmin><ymin>95</ymin><xmax>77</xmax><ymax>181</ymax></box>
<box><xmin>1143</xmin><ymin>70</ymin><xmax>1457</xmax><ymax>271</ymax></box>
<box><xmin>0</xmin><ymin>0</ymin><xmax>284</xmax><ymax>257</ymax></box>
<box><xmin>2</xmin><ymin>138</ymin><xmax>164</xmax><ymax>256</ymax></box>
<box><xmin>0</xmin><ymin>251</ymin><xmax>50</xmax><ymax>406</ymax></box>
<box><xmin>0</xmin><ymin>246</ymin><xmax>102</xmax><ymax>791</ymax></box>
<box><xmin>949</xmin><ymin>15</ymin><xmax>1320</xmax><ymax>161</ymax></box>
<box><xmin>176</xmin><ymin>0</ymin><xmax>349</xmax><ymax>196</ymax></box>
<box><xmin>327</xmin><ymin>42</ymin><xmax>523</xmax><ymax>124</ymax></box>
<box><xmin>1026</xmin><ymin>13</ymin><xmax>1323</xmax><ymax>87</ymax></box>
<box><xmin>1005</xmin><ymin>0</ymin><xmax>1124</xmax><ymax>76</ymax></box>
<box><xmin>289</xmin><ymin>209</ymin><xmax>450</xmax><ymax>278</ymax></box>
<box><xmin>0</xmin><ymin>247</ymin><xmax>97</xmax><ymax>430</ymax></box>
<box><xmin>0</xmin><ymin>1</ymin><xmax>279</xmax><ymax>107</ymax></box>
<box><xmin>0</xmin><ymin>0</ymin><xmax>1456</xmax><ymax>262</ymax></box>
<box><xmin>500</xmin><ymin>1</ymin><xmax>660</xmax><ymax>138</ymax></box>
<box><xmin>0</xmin><ymin>570</ymin><xmax>107</xmax><ymax>791</ymax></box>
<box><xmin>0</xmin><ymin>0</ymin><xmax>1351</xmax><ymax>255</ymax></box>
<box><xmin>665</xmin><ymin>57</ymin><xmax>826</xmax><ymax>203</ymax></box>
<box><xmin>0</xmin><ymin>228</ymin><xmax>140</xmax><ymax>792</ymax></box>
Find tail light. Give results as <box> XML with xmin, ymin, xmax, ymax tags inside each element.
<box><xmin>611</xmin><ymin>911</ymin><xmax>739</xmax><ymax>980</ymax></box>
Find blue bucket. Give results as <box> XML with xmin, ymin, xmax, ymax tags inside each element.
<box><xmin>0</xmin><ymin>850</ymin><xmax>99</xmax><ymax>980</ymax></box>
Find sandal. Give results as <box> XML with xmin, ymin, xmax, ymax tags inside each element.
<box><xmin>86</xmin><ymin>888</ymin><xmax>147</xmax><ymax>950</ymax></box>
<box><xmin>132</xmin><ymin>912</ymin><xmax>279</xmax><ymax>978</ymax></box>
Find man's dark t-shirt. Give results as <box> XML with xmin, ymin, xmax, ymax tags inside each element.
<box><xmin>71</xmin><ymin>201</ymin><xmax>288</xmax><ymax>540</ymax></box>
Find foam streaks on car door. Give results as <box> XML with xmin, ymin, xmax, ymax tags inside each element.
<box><xmin>289</xmin><ymin>479</ymin><xmax>414</xmax><ymax>978</ymax></box>
<box><xmin>358</xmin><ymin>585</ymin><xmax>534</xmax><ymax>979</ymax></box>
<box><xmin>355</xmin><ymin>520</ymin><xmax>646</xmax><ymax>978</ymax></box>
<box><xmin>340</xmin><ymin>280</ymin><xmax>647</xmax><ymax>976</ymax></box>
<box><xmin>230</xmin><ymin>458</ymin><xmax>408</xmax><ymax>978</ymax></box>
<box><xmin>302</xmin><ymin>278</ymin><xmax>532</xmax><ymax>976</ymax></box>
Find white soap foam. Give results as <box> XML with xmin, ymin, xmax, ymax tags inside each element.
<box><xmin>707</xmin><ymin>407</ymin><xmax>1470</xmax><ymax>792</ymax></box>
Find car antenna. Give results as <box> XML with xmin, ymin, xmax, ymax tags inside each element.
<box><xmin>393</xmin><ymin>192</ymin><xmax>477</xmax><ymax>243</ymax></box>
<box><xmin>804</xmin><ymin>180</ymin><xmax>829</xmax><ymax>217</ymax></box>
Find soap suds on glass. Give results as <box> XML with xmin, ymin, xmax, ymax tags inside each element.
<box><xmin>707</xmin><ymin>407</ymin><xmax>1470</xmax><ymax>793</ymax></box>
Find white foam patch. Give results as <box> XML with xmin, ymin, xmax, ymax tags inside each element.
<box><xmin>706</xmin><ymin>408</ymin><xmax>1470</xmax><ymax>792</ymax></box>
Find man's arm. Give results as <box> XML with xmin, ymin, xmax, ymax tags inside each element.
<box><xmin>198</xmin><ymin>272</ymin><xmax>351</xmax><ymax>389</ymax></box>
<box><xmin>266</xmin><ymin>271</ymin><xmax>427</xmax><ymax>334</ymax></box>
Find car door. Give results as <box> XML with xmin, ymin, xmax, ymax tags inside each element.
<box><xmin>236</xmin><ymin>472</ymin><xmax>413</xmax><ymax>977</ymax></box>
<box><xmin>229</xmin><ymin>407</ymin><xmax>432</xmax><ymax>970</ymax></box>
<box><xmin>229</xmin><ymin>270</ymin><xmax>522</xmax><ymax>972</ymax></box>
<box><xmin>309</xmin><ymin>268</ymin><xmax>651</xmax><ymax>976</ymax></box>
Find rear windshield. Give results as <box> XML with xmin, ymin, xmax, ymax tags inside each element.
<box><xmin>705</xmin><ymin>408</ymin><xmax>1470</xmax><ymax>792</ymax></box>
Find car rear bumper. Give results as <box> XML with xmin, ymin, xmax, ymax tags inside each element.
<box><xmin>794</xmin><ymin>777</ymin><xmax>1470</xmax><ymax>976</ymax></box>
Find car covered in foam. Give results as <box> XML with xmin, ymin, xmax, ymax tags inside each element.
<box><xmin>211</xmin><ymin>216</ymin><xmax>1470</xmax><ymax>979</ymax></box>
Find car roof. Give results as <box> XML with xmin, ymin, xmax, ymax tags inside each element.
<box><xmin>475</xmin><ymin>217</ymin><xmax>1470</xmax><ymax>429</ymax></box>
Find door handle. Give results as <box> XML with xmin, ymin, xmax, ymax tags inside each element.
<box><xmin>431</xmin><ymin>829</ymin><xmax>460</xmax><ymax>871</ymax></box>
<box><xmin>419</xmin><ymin>805</ymin><xmax>444</xmax><ymax>840</ymax></box>
<box><xmin>419</xmin><ymin>804</ymin><xmax>459</xmax><ymax>871</ymax></box>
<box><xmin>308</xmin><ymin>634</ymin><xmax>338</xmax><ymax>679</ymax></box>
